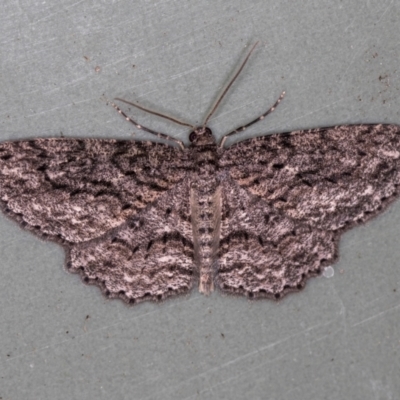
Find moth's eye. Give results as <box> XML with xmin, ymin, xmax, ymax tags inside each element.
<box><xmin>204</xmin><ymin>127</ymin><xmax>212</xmax><ymax>136</ymax></box>
<box><xmin>189</xmin><ymin>132</ymin><xmax>197</xmax><ymax>142</ymax></box>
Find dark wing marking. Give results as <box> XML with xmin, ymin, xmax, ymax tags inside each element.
<box><xmin>218</xmin><ymin>124</ymin><xmax>400</xmax><ymax>298</ymax></box>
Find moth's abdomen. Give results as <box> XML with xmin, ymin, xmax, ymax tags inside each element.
<box><xmin>190</xmin><ymin>183</ymin><xmax>221</xmax><ymax>294</ymax></box>
<box><xmin>189</xmin><ymin>140</ymin><xmax>221</xmax><ymax>293</ymax></box>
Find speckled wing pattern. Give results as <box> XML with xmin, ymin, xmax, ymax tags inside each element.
<box><xmin>218</xmin><ymin>124</ymin><xmax>400</xmax><ymax>299</ymax></box>
<box><xmin>0</xmin><ymin>138</ymin><xmax>195</xmax><ymax>304</ymax></box>
<box><xmin>1</xmin><ymin>124</ymin><xmax>400</xmax><ymax>304</ymax></box>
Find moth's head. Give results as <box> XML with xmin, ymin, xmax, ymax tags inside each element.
<box><xmin>188</xmin><ymin>127</ymin><xmax>215</xmax><ymax>146</ymax></box>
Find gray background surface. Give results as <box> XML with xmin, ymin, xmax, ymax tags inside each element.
<box><xmin>1</xmin><ymin>1</ymin><xmax>400</xmax><ymax>399</ymax></box>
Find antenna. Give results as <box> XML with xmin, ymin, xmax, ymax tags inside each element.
<box><xmin>203</xmin><ymin>42</ymin><xmax>259</xmax><ymax>126</ymax></box>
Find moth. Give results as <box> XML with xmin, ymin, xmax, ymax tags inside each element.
<box><xmin>1</xmin><ymin>43</ymin><xmax>399</xmax><ymax>305</ymax></box>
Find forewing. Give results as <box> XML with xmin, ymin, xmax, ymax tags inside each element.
<box><xmin>218</xmin><ymin>124</ymin><xmax>400</xmax><ymax>298</ymax></box>
<box><xmin>0</xmin><ymin>138</ymin><xmax>190</xmax><ymax>243</ymax></box>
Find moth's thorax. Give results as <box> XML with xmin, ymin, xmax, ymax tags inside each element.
<box><xmin>189</xmin><ymin>127</ymin><xmax>219</xmax><ymax>193</ymax></box>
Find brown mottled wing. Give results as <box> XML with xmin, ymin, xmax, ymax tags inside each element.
<box><xmin>218</xmin><ymin>124</ymin><xmax>400</xmax><ymax>299</ymax></box>
<box><xmin>0</xmin><ymin>138</ymin><xmax>195</xmax><ymax>303</ymax></box>
<box><xmin>68</xmin><ymin>180</ymin><xmax>195</xmax><ymax>304</ymax></box>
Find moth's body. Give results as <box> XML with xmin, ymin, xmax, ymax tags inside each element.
<box><xmin>188</xmin><ymin>128</ymin><xmax>221</xmax><ymax>294</ymax></box>
<box><xmin>1</xmin><ymin>122</ymin><xmax>400</xmax><ymax>304</ymax></box>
